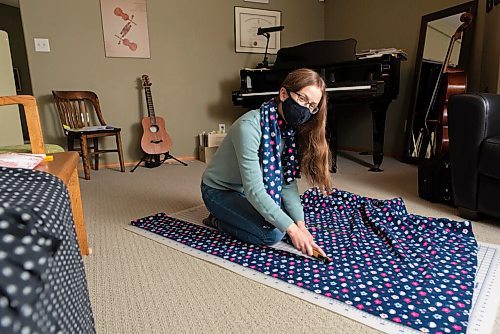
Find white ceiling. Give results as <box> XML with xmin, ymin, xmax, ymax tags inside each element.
<box><xmin>0</xmin><ymin>0</ymin><xmax>20</xmax><ymax>8</ymax></box>
<box><xmin>439</xmin><ymin>13</ymin><xmax>463</xmax><ymax>29</ymax></box>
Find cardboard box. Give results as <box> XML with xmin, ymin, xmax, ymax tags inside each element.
<box><xmin>198</xmin><ymin>146</ymin><xmax>218</xmax><ymax>164</ymax></box>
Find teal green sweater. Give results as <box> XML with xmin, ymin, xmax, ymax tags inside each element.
<box><xmin>202</xmin><ymin>109</ymin><xmax>304</xmax><ymax>232</ymax></box>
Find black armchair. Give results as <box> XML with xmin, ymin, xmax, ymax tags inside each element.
<box><xmin>448</xmin><ymin>93</ymin><xmax>500</xmax><ymax>220</ymax></box>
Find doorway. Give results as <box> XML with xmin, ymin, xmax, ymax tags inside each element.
<box><xmin>0</xmin><ymin>0</ymin><xmax>33</xmax><ymax>141</ymax></box>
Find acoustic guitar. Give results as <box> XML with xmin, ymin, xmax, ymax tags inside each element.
<box><xmin>140</xmin><ymin>75</ymin><xmax>173</xmax><ymax>155</ymax></box>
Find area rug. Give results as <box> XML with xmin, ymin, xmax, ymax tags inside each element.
<box><xmin>126</xmin><ymin>188</ymin><xmax>500</xmax><ymax>334</ymax></box>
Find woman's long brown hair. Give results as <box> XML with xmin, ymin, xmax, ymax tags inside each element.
<box><xmin>280</xmin><ymin>68</ymin><xmax>332</xmax><ymax>191</ymax></box>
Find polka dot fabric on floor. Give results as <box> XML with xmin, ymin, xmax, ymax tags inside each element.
<box><xmin>0</xmin><ymin>167</ymin><xmax>95</xmax><ymax>334</ymax></box>
<box><xmin>131</xmin><ymin>188</ymin><xmax>478</xmax><ymax>334</ymax></box>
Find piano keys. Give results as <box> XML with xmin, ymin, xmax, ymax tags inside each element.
<box><xmin>231</xmin><ymin>39</ymin><xmax>406</xmax><ymax>172</ymax></box>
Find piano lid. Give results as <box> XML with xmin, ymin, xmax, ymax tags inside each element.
<box><xmin>273</xmin><ymin>39</ymin><xmax>357</xmax><ymax>70</ymax></box>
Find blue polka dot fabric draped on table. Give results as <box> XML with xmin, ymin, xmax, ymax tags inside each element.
<box><xmin>132</xmin><ymin>188</ymin><xmax>478</xmax><ymax>334</ymax></box>
<box><xmin>0</xmin><ymin>167</ymin><xmax>95</xmax><ymax>334</ymax></box>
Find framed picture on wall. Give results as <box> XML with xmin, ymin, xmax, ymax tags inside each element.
<box><xmin>100</xmin><ymin>0</ymin><xmax>151</xmax><ymax>58</ymax></box>
<box><xmin>234</xmin><ymin>7</ymin><xmax>281</xmax><ymax>54</ymax></box>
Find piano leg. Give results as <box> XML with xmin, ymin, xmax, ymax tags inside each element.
<box><xmin>327</xmin><ymin>105</ymin><xmax>337</xmax><ymax>173</ymax></box>
<box><xmin>369</xmin><ymin>99</ymin><xmax>390</xmax><ymax>172</ymax></box>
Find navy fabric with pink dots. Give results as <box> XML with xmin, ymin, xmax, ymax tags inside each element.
<box><xmin>131</xmin><ymin>188</ymin><xmax>477</xmax><ymax>333</ymax></box>
<box><xmin>259</xmin><ymin>99</ymin><xmax>300</xmax><ymax>205</ymax></box>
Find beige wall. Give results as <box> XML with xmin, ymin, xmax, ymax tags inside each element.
<box><xmin>14</xmin><ymin>0</ymin><xmax>499</xmax><ymax>162</ymax></box>
<box><xmin>480</xmin><ymin>4</ymin><xmax>500</xmax><ymax>93</ymax></box>
<box><xmin>18</xmin><ymin>0</ymin><xmax>324</xmax><ymax>164</ymax></box>
<box><xmin>323</xmin><ymin>0</ymin><xmax>492</xmax><ymax>157</ymax></box>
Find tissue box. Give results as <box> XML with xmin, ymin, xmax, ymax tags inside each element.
<box><xmin>198</xmin><ymin>146</ymin><xmax>218</xmax><ymax>164</ymax></box>
<box><xmin>207</xmin><ymin>133</ymin><xmax>226</xmax><ymax>147</ymax></box>
<box><xmin>200</xmin><ymin>132</ymin><xmax>226</xmax><ymax>148</ymax></box>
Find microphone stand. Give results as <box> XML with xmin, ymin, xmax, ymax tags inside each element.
<box><xmin>257</xmin><ymin>32</ymin><xmax>271</xmax><ymax>68</ymax></box>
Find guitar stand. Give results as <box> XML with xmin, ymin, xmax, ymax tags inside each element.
<box><xmin>130</xmin><ymin>152</ymin><xmax>187</xmax><ymax>173</ymax></box>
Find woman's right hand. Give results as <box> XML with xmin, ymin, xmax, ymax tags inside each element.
<box><xmin>286</xmin><ymin>223</ymin><xmax>324</xmax><ymax>256</ymax></box>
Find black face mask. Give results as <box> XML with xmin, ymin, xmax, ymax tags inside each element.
<box><xmin>282</xmin><ymin>95</ymin><xmax>311</xmax><ymax>127</ymax></box>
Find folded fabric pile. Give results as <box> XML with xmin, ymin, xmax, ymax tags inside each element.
<box><xmin>300</xmin><ymin>188</ymin><xmax>477</xmax><ymax>333</ymax></box>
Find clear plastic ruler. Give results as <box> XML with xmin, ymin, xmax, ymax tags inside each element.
<box><xmin>467</xmin><ymin>243</ymin><xmax>500</xmax><ymax>334</ymax></box>
<box><xmin>128</xmin><ymin>206</ymin><xmax>500</xmax><ymax>334</ymax></box>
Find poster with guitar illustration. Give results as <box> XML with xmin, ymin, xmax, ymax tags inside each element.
<box><xmin>100</xmin><ymin>0</ymin><xmax>150</xmax><ymax>58</ymax></box>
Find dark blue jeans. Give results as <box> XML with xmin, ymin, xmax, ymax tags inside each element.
<box><xmin>201</xmin><ymin>182</ymin><xmax>285</xmax><ymax>246</ymax></box>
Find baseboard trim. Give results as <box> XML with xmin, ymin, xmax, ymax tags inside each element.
<box><xmin>75</xmin><ymin>155</ymin><xmax>197</xmax><ymax>170</ymax></box>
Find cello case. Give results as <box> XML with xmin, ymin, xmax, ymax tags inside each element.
<box><xmin>418</xmin><ymin>159</ymin><xmax>453</xmax><ymax>203</ymax></box>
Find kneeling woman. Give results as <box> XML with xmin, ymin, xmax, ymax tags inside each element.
<box><xmin>201</xmin><ymin>68</ymin><xmax>331</xmax><ymax>256</ymax></box>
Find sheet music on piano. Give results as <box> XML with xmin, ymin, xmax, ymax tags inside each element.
<box><xmin>356</xmin><ymin>48</ymin><xmax>408</xmax><ymax>59</ymax></box>
<box><xmin>243</xmin><ymin>67</ymin><xmax>271</xmax><ymax>71</ymax></box>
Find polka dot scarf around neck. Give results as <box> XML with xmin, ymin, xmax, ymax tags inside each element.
<box><xmin>259</xmin><ymin>99</ymin><xmax>300</xmax><ymax>205</ymax></box>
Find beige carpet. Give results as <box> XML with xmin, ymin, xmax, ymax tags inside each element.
<box><xmin>80</xmin><ymin>153</ymin><xmax>500</xmax><ymax>334</ymax></box>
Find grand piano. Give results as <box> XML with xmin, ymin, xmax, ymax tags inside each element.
<box><xmin>232</xmin><ymin>39</ymin><xmax>406</xmax><ymax>172</ymax></box>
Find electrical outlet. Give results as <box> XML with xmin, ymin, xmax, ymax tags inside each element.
<box><xmin>218</xmin><ymin>123</ymin><xmax>226</xmax><ymax>133</ymax></box>
<box><xmin>34</xmin><ymin>38</ymin><xmax>50</xmax><ymax>52</ymax></box>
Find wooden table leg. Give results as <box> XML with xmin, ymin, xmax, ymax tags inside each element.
<box><xmin>67</xmin><ymin>165</ymin><xmax>90</xmax><ymax>255</ymax></box>
<box><xmin>35</xmin><ymin>152</ymin><xmax>91</xmax><ymax>256</ymax></box>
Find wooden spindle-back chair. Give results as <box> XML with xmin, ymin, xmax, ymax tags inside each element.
<box><xmin>52</xmin><ymin>90</ymin><xmax>125</xmax><ymax>180</ymax></box>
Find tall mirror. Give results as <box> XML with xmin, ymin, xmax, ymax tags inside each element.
<box><xmin>404</xmin><ymin>1</ymin><xmax>477</xmax><ymax>162</ymax></box>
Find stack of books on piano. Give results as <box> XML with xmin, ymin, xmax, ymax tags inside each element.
<box><xmin>356</xmin><ymin>48</ymin><xmax>407</xmax><ymax>59</ymax></box>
